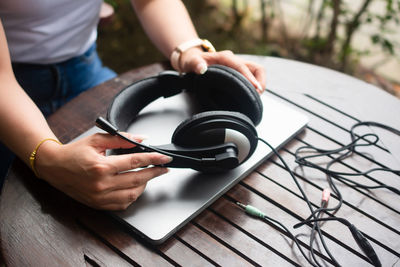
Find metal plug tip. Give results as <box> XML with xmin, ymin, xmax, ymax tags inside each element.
<box><xmin>236</xmin><ymin>202</ymin><xmax>246</xmax><ymax>209</ymax></box>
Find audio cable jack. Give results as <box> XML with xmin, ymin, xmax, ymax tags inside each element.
<box><xmin>236</xmin><ymin>202</ymin><xmax>266</xmax><ymax>218</ymax></box>
<box><xmin>235</xmin><ymin>200</ymin><xmax>381</xmax><ymax>267</ymax></box>
<box><xmin>235</xmin><ymin>201</ymin><xmax>321</xmax><ymax>267</ymax></box>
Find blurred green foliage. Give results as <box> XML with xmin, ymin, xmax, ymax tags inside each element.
<box><xmin>97</xmin><ymin>1</ymin><xmax>279</xmax><ymax>74</ymax></box>
<box><xmin>98</xmin><ymin>0</ymin><xmax>163</xmax><ymax>73</ymax></box>
<box><xmin>243</xmin><ymin>0</ymin><xmax>400</xmax><ymax>72</ymax></box>
<box><xmin>98</xmin><ymin>0</ymin><xmax>400</xmax><ymax>76</ymax></box>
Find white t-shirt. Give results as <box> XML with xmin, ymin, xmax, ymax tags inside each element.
<box><xmin>0</xmin><ymin>0</ymin><xmax>102</xmax><ymax>64</ymax></box>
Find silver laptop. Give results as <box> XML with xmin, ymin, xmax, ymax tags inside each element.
<box><xmin>74</xmin><ymin>92</ymin><xmax>308</xmax><ymax>244</ymax></box>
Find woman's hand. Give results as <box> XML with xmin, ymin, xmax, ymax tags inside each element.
<box><xmin>34</xmin><ymin>133</ymin><xmax>172</xmax><ymax>210</ymax></box>
<box><xmin>131</xmin><ymin>0</ymin><xmax>265</xmax><ymax>93</ymax></box>
<box><xmin>180</xmin><ymin>48</ymin><xmax>266</xmax><ymax>94</ymax></box>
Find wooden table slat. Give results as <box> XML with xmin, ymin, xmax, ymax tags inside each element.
<box><xmin>250</xmin><ymin>159</ymin><xmax>400</xmax><ymax>264</ymax></box>
<box><xmin>258</xmin><ymin>151</ymin><xmax>400</xmax><ymax>242</ymax></box>
<box><xmin>0</xmin><ymin>162</ymin><xmax>86</xmax><ymax>267</ymax></box>
<box><xmin>225</xmin><ymin>182</ymin><xmax>370</xmax><ymax>266</ymax></box>
<box><xmin>175</xmin><ymin>223</ymin><xmax>253</xmax><ymax>267</ymax></box>
<box><xmin>159</xmin><ymin>236</ymin><xmax>215</xmax><ymax>267</ymax></box>
<box><xmin>268</xmin><ymin>90</ymin><xmax>400</xmax><ymax>171</ymax></box>
<box><xmin>76</xmin><ymin>209</ymin><xmax>173</xmax><ymax>266</ymax></box>
<box><xmin>194</xmin><ymin>209</ymin><xmax>294</xmax><ymax>266</ymax></box>
<box><xmin>292</xmin><ymin>129</ymin><xmax>400</xmax><ymax>214</ymax></box>
<box><xmin>209</xmin><ymin>197</ymin><xmax>324</xmax><ymax>266</ymax></box>
<box><xmin>302</xmin><ymin>92</ymin><xmax>400</xmax><ymax>165</ymax></box>
<box><xmin>2</xmin><ymin>58</ymin><xmax>400</xmax><ymax>266</ymax></box>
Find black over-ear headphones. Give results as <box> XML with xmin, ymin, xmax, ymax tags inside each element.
<box><xmin>96</xmin><ymin>65</ymin><xmax>263</xmax><ymax>172</ymax></box>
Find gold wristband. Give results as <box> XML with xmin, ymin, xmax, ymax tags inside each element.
<box><xmin>29</xmin><ymin>138</ymin><xmax>62</xmax><ymax>177</ymax></box>
<box><xmin>170</xmin><ymin>39</ymin><xmax>216</xmax><ymax>73</ymax></box>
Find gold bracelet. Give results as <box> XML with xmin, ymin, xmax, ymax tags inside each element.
<box><xmin>29</xmin><ymin>138</ymin><xmax>62</xmax><ymax>177</ymax></box>
<box><xmin>170</xmin><ymin>39</ymin><xmax>216</xmax><ymax>73</ymax></box>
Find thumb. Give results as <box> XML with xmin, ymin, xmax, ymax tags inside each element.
<box><xmin>182</xmin><ymin>53</ymin><xmax>208</xmax><ymax>75</ymax></box>
<box><xmin>89</xmin><ymin>132</ymin><xmax>145</xmax><ymax>151</ymax></box>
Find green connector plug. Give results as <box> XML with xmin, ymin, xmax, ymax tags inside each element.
<box><xmin>236</xmin><ymin>202</ymin><xmax>266</xmax><ymax>218</ymax></box>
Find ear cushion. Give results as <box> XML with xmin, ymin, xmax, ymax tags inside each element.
<box><xmin>172</xmin><ymin>110</ymin><xmax>258</xmax><ymax>163</ymax></box>
<box><xmin>108</xmin><ymin>65</ymin><xmax>263</xmax><ymax>130</ymax></box>
<box><xmin>108</xmin><ymin>77</ymin><xmax>162</xmax><ymax>130</ymax></box>
<box><xmin>189</xmin><ymin>65</ymin><xmax>263</xmax><ymax>125</ymax></box>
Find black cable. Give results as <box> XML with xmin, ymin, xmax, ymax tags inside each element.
<box><xmin>255</xmin><ymin>170</ymin><xmax>341</xmax><ymax>266</ymax></box>
<box><xmin>252</xmin><ymin>121</ymin><xmax>400</xmax><ymax>266</ymax></box>
<box><xmin>308</xmin><ymin>197</ymin><xmax>333</xmax><ymax>267</ymax></box>
<box><xmin>294</xmin><ymin>217</ymin><xmax>382</xmax><ymax>267</ymax></box>
<box><xmin>350</xmin><ymin>121</ymin><xmax>400</xmax><ymax>148</ymax></box>
<box><xmin>235</xmin><ymin>202</ymin><xmax>320</xmax><ymax>267</ymax></box>
<box><xmin>293</xmin><ymin>121</ymin><xmax>400</xmax><ymax>266</ymax></box>
<box><xmin>255</xmin><ymin>121</ymin><xmax>400</xmax><ymax>266</ymax></box>
<box><xmin>100</xmin><ymin>114</ymin><xmax>396</xmax><ymax>266</ymax></box>
<box><xmin>257</xmin><ymin>137</ymin><xmax>342</xmax><ymax>266</ymax></box>
<box><xmin>292</xmin><ymin>122</ymin><xmax>400</xmax><ymax>265</ymax></box>
<box><xmin>95</xmin><ymin>116</ymin><xmax>203</xmax><ymax>162</ymax></box>
<box><xmin>115</xmin><ymin>131</ymin><xmax>202</xmax><ymax>162</ymax></box>
<box><xmin>295</xmin><ymin>124</ymin><xmax>400</xmax><ymax>195</ymax></box>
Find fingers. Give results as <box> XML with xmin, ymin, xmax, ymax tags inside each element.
<box><xmin>181</xmin><ymin>49</ymin><xmax>266</xmax><ymax>94</ymax></box>
<box><xmin>40</xmin><ymin>132</ymin><xmax>172</xmax><ymax>211</ymax></box>
<box><xmin>245</xmin><ymin>61</ymin><xmax>266</xmax><ymax>92</ymax></box>
<box><xmin>92</xmin><ymin>184</ymin><xmax>147</xmax><ymax>211</ymax></box>
<box><xmin>89</xmin><ymin>132</ymin><xmax>144</xmax><ymax>150</ymax></box>
<box><xmin>107</xmin><ymin>152</ymin><xmax>172</xmax><ymax>173</ymax></box>
<box><xmin>87</xmin><ymin>166</ymin><xmax>168</xmax><ymax>210</ymax></box>
<box><xmin>110</xmin><ymin>166</ymin><xmax>168</xmax><ymax>190</ymax></box>
<box><xmin>203</xmin><ymin>51</ymin><xmax>265</xmax><ymax>94</ymax></box>
<box><xmin>89</xmin><ymin>153</ymin><xmax>171</xmax><ymax>205</ymax></box>
<box><xmin>181</xmin><ymin>53</ymin><xmax>208</xmax><ymax>74</ymax></box>
<box><xmin>80</xmin><ymin>164</ymin><xmax>169</xmax><ymax>210</ymax></box>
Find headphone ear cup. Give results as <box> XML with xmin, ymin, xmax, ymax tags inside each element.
<box><xmin>172</xmin><ymin>111</ymin><xmax>258</xmax><ymax>164</ymax></box>
<box><xmin>188</xmin><ymin>65</ymin><xmax>263</xmax><ymax>125</ymax></box>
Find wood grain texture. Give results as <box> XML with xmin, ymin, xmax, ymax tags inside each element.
<box><xmin>0</xmin><ymin>63</ymin><xmax>168</xmax><ymax>266</ymax></box>
<box><xmin>0</xmin><ymin>160</ymin><xmax>85</xmax><ymax>266</ymax></box>
<box><xmin>1</xmin><ymin>57</ymin><xmax>399</xmax><ymax>266</ymax></box>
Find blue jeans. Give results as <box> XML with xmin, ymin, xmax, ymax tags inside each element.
<box><xmin>0</xmin><ymin>43</ymin><xmax>116</xmax><ymax>191</ymax></box>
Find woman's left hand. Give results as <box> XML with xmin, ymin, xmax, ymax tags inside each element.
<box><xmin>179</xmin><ymin>48</ymin><xmax>266</xmax><ymax>94</ymax></box>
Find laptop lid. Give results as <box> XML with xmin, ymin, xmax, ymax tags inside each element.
<box><xmin>73</xmin><ymin>92</ymin><xmax>308</xmax><ymax>244</ymax></box>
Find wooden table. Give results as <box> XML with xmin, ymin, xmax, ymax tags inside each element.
<box><xmin>1</xmin><ymin>56</ymin><xmax>399</xmax><ymax>266</ymax></box>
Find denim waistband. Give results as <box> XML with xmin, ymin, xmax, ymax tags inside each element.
<box><xmin>12</xmin><ymin>42</ymin><xmax>97</xmax><ymax>69</ymax></box>
<box><xmin>11</xmin><ymin>41</ymin><xmax>115</xmax><ymax>117</ymax></box>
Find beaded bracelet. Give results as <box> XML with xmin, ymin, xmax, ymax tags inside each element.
<box><xmin>29</xmin><ymin>138</ymin><xmax>62</xmax><ymax>177</ymax></box>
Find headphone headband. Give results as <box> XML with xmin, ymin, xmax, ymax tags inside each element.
<box><xmin>105</xmin><ymin>65</ymin><xmax>263</xmax><ymax>172</ymax></box>
<box><xmin>108</xmin><ymin>71</ymin><xmax>186</xmax><ymax>130</ymax></box>
<box><xmin>107</xmin><ymin>65</ymin><xmax>263</xmax><ymax>130</ymax></box>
